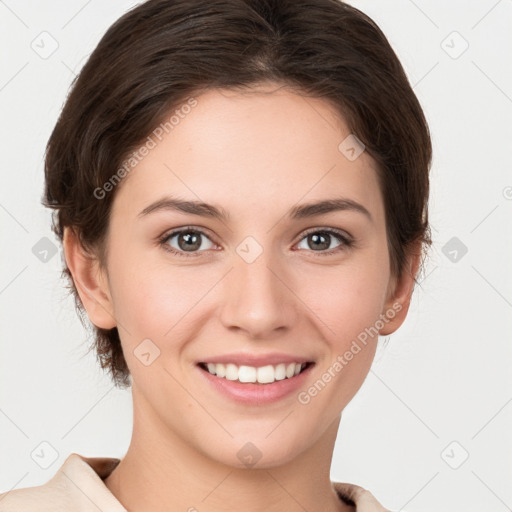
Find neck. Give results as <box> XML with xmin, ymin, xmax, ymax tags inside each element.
<box><xmin>104</xmin><ymin>387</ymin><xmax>351</xmax><ymax>512</ymax></box>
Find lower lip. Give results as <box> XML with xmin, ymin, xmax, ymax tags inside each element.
<box><xmin>196</xmin><ymin>363</ymin><xmax>315</xmax><ymax>405</ymax></box>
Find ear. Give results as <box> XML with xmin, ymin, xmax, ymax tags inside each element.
<box><xmin>62</xmin><ymin>227</ymin><xmax>117</xmax><ymax>330</ymax></box>
<box><xmin>379</xmin><ymin>241</ymin><xmax>422</xmax><ymax>336</ymax></box>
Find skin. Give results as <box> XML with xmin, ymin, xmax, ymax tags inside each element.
<box><xmin>64</xmin><ymin>82</ymin><xmax>421</xmax><ymax>512</ymax></box>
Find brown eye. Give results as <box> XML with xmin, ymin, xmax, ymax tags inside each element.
<box><xmin>161</xmin><ymin>229</ymin><xmax>215</xmax><ymax>256</ymax></box>
<box><xmin>296</xmin><ymin>229</ymin><xmax>352</xmax><ymax>254</ymax></box>
<box><xmin>176</xmin><ymin>231</ymin><xmax>202</xmax><ymax>251</ymax></box>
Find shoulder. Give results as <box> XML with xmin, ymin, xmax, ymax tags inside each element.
<box><xmin>0</xmin><ymin>453</ymin><xmax>124</xmax><ymax>512</ymax></box>
<box><xmin>0</xmin><ymin>475</ymin><xmax>76</xmax><ymax>511</ymax></box>
<box><xmin>332</xmin><ymin>481</ymin><xmax>391</xmax><ymax>512</ymax></box>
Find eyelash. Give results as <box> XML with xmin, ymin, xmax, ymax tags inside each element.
<box><xmin>158</xmin><ymin>226</ymin><xmax>354</xmax><ymax>258</ymax></box>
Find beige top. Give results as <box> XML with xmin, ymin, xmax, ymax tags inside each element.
<box><xmin>0</xmin><ymin>453</ymin><xmax>390</xmax><ymax>511</ymax></box>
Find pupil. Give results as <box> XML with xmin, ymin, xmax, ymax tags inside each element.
<box><xmin>176</xmin><ymin>232</ymin><xmax>332</xmax><ymax>252</ymax></box>
<box><xmin>179</xmin><ymin>232</ymin><xmax>201</xmax><ymax>251</ymax></box>
<box><xmin>310</xmin><ymin>233</ymin><xmax>329</xmax><ymax>251</ymax></box>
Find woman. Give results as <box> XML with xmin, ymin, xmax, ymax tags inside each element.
<box><xmin>0</xmin><ymin>0</ymin><xmax>431</xmax><ymax>510</ymax></box>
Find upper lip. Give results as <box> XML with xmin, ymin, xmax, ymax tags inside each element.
<box><xmin>198</xmin><ymin>352</ymin><xmax>315</xmax><ymax>367</ymax></box>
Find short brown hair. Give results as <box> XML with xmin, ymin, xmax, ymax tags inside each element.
<box><xmin>43</xmin><ymin>0</ymin><xmax>432</xmax><ymax>389</ymax></box>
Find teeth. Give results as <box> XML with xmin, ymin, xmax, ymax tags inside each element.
<box><xmin>203</xmin><ymin>362</ymin><xmax>307</xmax><ymax>384</ymax></box>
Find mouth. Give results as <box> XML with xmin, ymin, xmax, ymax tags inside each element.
<box><xmin>196</xmin><ymin>360</ymin><xmax>316</xmax><ymax>405</ymax></box>
<box><xmin>197</xmin><ymin>361</ymin><xmax>315</xmax><ymax>385</ymax></box>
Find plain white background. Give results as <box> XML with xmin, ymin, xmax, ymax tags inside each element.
<box><xmin>0</xmin><ymin>1</ymin><xmax>511</xmax><ymax>511</ymax></box>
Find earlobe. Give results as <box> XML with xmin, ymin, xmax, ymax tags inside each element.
<box><xmin>379</xmin><ymin>243</ymin><xmax>422</xmax><ymax>336</ymax></box>
<box><xmin>62</xmin><ymin>227</ymin><xmax>117</xmax><ymax>330</ymax></box>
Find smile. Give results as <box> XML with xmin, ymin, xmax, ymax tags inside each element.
<box><xmin>198</xmin><ymin>362</ymin><xmax>313</xmax><ymax>384</ymax></box>
<box><xmin>196</xmin><ymin>360</ymin><xmax>315</xmax><ymax>404</ymax></box>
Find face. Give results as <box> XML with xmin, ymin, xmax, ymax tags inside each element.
<box><xmin>71</xmin><ymin>82</ymin><xmax>413</xmax><ymax>468</ymax></box>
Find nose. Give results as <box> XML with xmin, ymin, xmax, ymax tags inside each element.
<box><xmin>219</xmin><ymin>245</ymin><xmax>298</xmax><ymax>339</ymax></box>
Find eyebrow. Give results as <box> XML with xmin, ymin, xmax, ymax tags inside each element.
<box><xmin>138</xmin><ymin>196</ymin><xmax>372</xmax><ymax>222</ymax></box>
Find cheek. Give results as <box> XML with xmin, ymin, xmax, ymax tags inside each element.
<box><xmin>107</xmin><ymin>255</ymin><xmax>218</xmax><ymax>346</ymax></box>
<box><xmin>294</xmin><ymin>267</ymin><xmax>385</xmax><ymax>419</ymax></box>
<box><xmin>295</xmin><ymin>257</ymin><xmax>389</xmax><ymax>345</ymax></box>
<box><xmin>291</xmin><ymin>255</ymin><xmax>388</xmax><ymax>405</ymax></box>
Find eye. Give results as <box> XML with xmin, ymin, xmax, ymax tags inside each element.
<box><xmin>159</xmin><ymin>228</ymin><xmax>217</xmax><ymax>257</ymax></box>
<box><xmin>295</xmin><ymin>228</ymin><xmax>353</xmax><ymax>255</ymax></box>
<box><xmin>159</xmin><ymin>226</ymin><xmax>353</xmax><ymax>258</ymax></box>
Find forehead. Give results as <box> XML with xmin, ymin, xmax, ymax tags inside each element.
<box><xmin>111</xmin><ymin>84</ymin><xmax>384</xmax><ymax>224</ymax></box>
